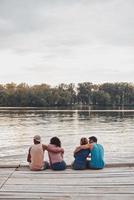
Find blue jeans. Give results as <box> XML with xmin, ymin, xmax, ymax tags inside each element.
<box><xmin>72</xmin><ymin>161</ymin><xmax>87</xmax><ymax>170</ymax></box>
<box><xmin>51</xmin><ymin>161</ymin><xmax>66</xmax><ymax>170</ymax></box>
<box><xmin>87</xmin><ymin>160</ymin><xmax>104</xmax><ymax>169</ymax></box>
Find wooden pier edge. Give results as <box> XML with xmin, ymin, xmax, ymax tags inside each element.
<box><xmin>0</xmin><ymin>162</ymin><xmax>134</xmax><ymax>169</ymax></box>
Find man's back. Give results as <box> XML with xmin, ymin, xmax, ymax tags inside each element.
<box><xmin>30</xmin><ymin>143</ymin><xmax>44</xmax><ymax>170</ymax></box>
<box><xmin>89</xmin><ymin>143</ymin><xmax>105</xmax><ymax>169</ymax></box>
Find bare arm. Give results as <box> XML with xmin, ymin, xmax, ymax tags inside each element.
<box><xmin>27</xmin><ymin>147</ymin><xmax>31</xmax><ymax>163</ymax></box>
<box><xmin>74</xmin><ymin>144</ymin><xmax>91</xmax><ymax>154</ymax></box>
<box><xmin>47</xmin><ymin>145</ymin><xmax>64</xmax><ymax>154</ymax></box>
<box><xmin>42</xmin><ymin>144</ymin><xmax>48</xmax><ymax>151</ymax></box>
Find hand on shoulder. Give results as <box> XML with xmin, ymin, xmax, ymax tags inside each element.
<box><xmin>74</xmin><ymin>143</ymin><xmax>92</xmax><ymax>154</ymax></box>
<box><xmin>42</xmin><ymin>144</ymin><xmax>47</xmax><ymax>151</ymax></box>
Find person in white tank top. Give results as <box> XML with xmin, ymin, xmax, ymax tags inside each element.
<box><xmin>27</xmin><ymin>135</ymin><xmax>49</xmax><ymax>170</ymax></box>
<box><xmin>27</xmin><ymin>135</ymin><xmax>64</xmax><ymax>171</ymax></box>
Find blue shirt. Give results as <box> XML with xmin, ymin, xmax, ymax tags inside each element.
<box><xmin>73</xmin><ymin>149</ymin><xmax>90</xmax><ymax>169</ymax></box>
<box><xmin>89</xmin><ymin>143</ymin><xmax>105</xmax><ymax>169</ymax></box>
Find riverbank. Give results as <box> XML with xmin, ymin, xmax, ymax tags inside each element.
<box><xmin>0</xmin><ymin>163</ymin><xmax>134</xmax><ymax>199</ymax></box>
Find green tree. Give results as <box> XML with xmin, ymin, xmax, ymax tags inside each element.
<box><xmin>77</xmin><ymin>82</ymin><xmax>93</xmax><ymax>105</ymax></box>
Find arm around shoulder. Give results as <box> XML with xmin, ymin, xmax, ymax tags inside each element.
<box><xmin>74</xmin><ymin>146</ymin><xmax>81</xmax><ymax>155</ymax></box>
<box><xmin>42</xmin><ymin>144</ymin><xmax>47</xmax><ymax>151</ymax></box>
<box><xmin>47</xmin><ymin>145</ymin><xmax>64</xmax><ymax>153</ymax></box>
<box><xmin>74</xmin><ymin>144</ymin><xmax>91</xmax><ymax>154</ymax></box>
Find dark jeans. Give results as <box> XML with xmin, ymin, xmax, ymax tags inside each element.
<box><xmin>51</xmin><ymin>161</ymin><xmax>66</xmax><ymax>170</ymax></box>
<box><xmin>43</xmin><ymin>161</ymin><xmax>50</xmax><ymax>170</ymax></box>
<box><xmin>87</xmin><ymin>160</ymin><xmax>104</xmax><ymax>169</ymax></box>
<box><xmin>72</xmin><ymin>161</ymin><xmax>87</xmax><ymax>170</ymax></box>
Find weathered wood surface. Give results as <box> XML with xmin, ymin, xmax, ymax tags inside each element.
<box><xmin>0</xmin><ymin>165</ymin><xmax>134</xmax><ymax>199</ymax></box>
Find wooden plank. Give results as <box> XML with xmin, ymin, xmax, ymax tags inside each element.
<box><xmin>10</xmin><ymin>172</ymin><xmax>134</xmax><ymax>179</ymax></box>
<box><xmin>5</xmin><ymin>178</ymin><xmax>134</xmax><ymax>185</ymax></box>
<box><xmin>0</xmin><ymin>164</ymin><xmax>20</xmax><ymax>168</ymax></box>
<box><xmin>19</xmin><ymin>163</ymin><xmax>134</xmax><ymax>168</ymax></box>
<box><xmin>13</xmin><ymin>167</ymin><xmax>134</xmax><ymax>172</ymax></box>
<box><xmin>0</xmin><ymin>193</ymin><xmax>134</xmax><ymax>200</ymax></box>
<box><xmin>14</xmin><ymin>170</ymin><xmax>134</xmax><ymax>175</ymax></box>
<box><xmin>0</xmin><ymin>194</ymin><xmax>71</xmax><ymax>200</ymax></box>
<box><xmin>14</xmin><ymin>166</ymin><xmax>134</xmax><ymax>173</ymax></box>
<box><xmin>2</xmin><ymin>185</ymin><xmax>134</xmax><ymax>194</ymax></box>
<box><xmin>17</xmin><ymin>166</ymin><xmax>134</xmax><ymax>172</ymax></box>
<box><xmin>0</xmin><ymin>166</ymin><xmax>134</xmax><ymax>199</ymax></box>
<box><xmin>0</xmin><ymin>168</ymin><xmax>15</xmax><ymax>189</ymax></box>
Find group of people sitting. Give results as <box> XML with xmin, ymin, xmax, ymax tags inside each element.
<box><xmin>27</xmin><ymin>135</ymin><xmax>105</xmax><ymax>171</ymax></box>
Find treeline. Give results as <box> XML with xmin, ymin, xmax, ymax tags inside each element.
<box><xmin>0</xmin><ymin>82</ymin><xmax>133</xmax><ymax>107</ymax></box>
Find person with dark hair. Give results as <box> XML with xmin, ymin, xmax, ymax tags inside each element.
<box><xmin>89</xmin><ymin>136</ymin><xmax>97</xmax><ymax>143</ymax></box>
<box><xmin>74</xmin><ymin>136</ymin><xmax>105</xmax><ymax>169</ymax></box>
<box><xmin>50</xmin><ymin>137</ymin><xmax>61</xmax><ymax>147</ymax></box>
<box><xmin>47</xmin><ymin>137</ymin><xmax>66</xmax><ymax>170</ymax></box>
<box><xmin>27</xmin><ymin>135</ymin><xmax>64</xmax><ymax>171</ymax></box>
<box><xmin>72</xmin><ymin>137</ymin><xmax>90</xmax><ymax>170</ymax></box>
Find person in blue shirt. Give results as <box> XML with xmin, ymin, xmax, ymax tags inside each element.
<box><xmin>74</xmin><ymin>136</ymin><xmax>105</xmax><ymax>169</ymax></box>
<box><xmin>88</xmin><ymin>136</ymin><xmax>105</xmax><ymax>169</ymax></box>
<box><xmin>72</xmin><ymin>137</ymin><xmax>90</xmax><ymax>170</ymax></box>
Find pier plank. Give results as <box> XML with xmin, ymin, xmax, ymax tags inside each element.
<box><xmin>0</xmin><ymin>168</ymin><xmax>15</xmax><ymax>189</ymax></box>
<box><xmin>0</xmin><ymin>166</ymin><xmax>134</xmax><ymax>199</ymax></box>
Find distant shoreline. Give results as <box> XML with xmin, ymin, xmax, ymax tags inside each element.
<box><xmin>0</xmin><ymin>106</ymin><xmax>134</xmax><ymax>112</ymax></box>
<box><xmin>0</xmin><ymin>82</ymin><xmax>133</xmax><ymax>107</ymax></box>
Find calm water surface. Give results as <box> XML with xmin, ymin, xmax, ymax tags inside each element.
<box><xmin>0</xmin><ymin>109</ymin><xmax>134</xmax><ymax>165</ymax></box>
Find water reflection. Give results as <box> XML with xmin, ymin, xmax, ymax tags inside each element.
<box><xmin>0</xmin><ymin>109</ymin><xmax>134</xmax><ymax>165</ymax></box>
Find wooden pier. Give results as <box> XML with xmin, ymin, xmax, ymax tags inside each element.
<box><xmin>0</xmin><ymin>163</ymin><xmax>134</xmax><ymax>199</ymax></box>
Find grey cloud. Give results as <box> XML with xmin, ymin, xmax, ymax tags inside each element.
<box><xmin>0</xmin><ymin>0</ymin><xmax>133</xmax><ymax>64</ymax></box>
<box><xmin>0</xmin><ymin>0</ymin><xmax>134</xmax><ymax>84</ymax></box>
<box><xmin>0</xmin><ymin>0</ymin><xmax>134</xmax><ymax>49</ymax></box>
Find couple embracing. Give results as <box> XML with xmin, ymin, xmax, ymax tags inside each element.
<box><xmin>72</xmin><ymin>136</ymin><xmax>105</xmax><ymax>170</ymax></box>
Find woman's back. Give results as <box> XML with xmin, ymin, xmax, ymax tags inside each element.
<box><xmin>73</xmin><ymin>137</ymin><xmax>90</xmax><ymax>170</ymax></box>
<box><xmin>47</xmin><ymin>144</ymin><xmax>63</xmax><ymax>164</ymax></box>
<box><xmin>74</xmin><ymin>149</ymin><xmax>90</xmax><ymax>161</ymax></box>
<box><xmin>47</xmin><ymin>136</ymin><xmax>66</xmax><ymax>170</ymax></box>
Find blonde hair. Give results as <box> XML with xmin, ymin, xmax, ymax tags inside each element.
<box><xmin>80</xmin><ymin>137</ymin><xmax>88</xmax><ymax>145</ymax></box>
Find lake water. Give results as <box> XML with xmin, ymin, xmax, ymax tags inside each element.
<box><xmin>0</xmin><ymin>108</ymin><xmax>134</xmax><ymax>165</ymax></box>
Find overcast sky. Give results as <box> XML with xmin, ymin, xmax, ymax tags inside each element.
<box><xmin>0</xmin><ymin>0</ymin><xmax>134</xmax><ymax>85</ymax></box>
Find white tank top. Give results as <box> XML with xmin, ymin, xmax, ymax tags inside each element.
<box><xmin>30</xmin><ymin>143</ymin><xmax>44</xmax><ymax>170</ymax></box>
